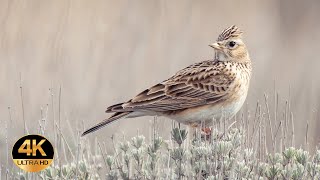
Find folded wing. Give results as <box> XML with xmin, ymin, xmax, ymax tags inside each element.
<box><xmin>106</xmin><ymin>60</ymin><xmax>237</xmax><ymax>113</ymax></box>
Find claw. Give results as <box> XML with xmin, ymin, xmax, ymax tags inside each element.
<box><xmin>201</xmin><ymin>127</ymin><xmax>212</xmax><ymax>140</ymax></box>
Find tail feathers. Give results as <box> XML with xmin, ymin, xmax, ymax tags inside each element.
<box><xmin>105</xmin><ymin>102</ymin><xmax>129</xmax><ymax>113</ymax></box>
<box><xmin>81</xmin><ymin>112</ymin><xmax>131</xmax><ymax>136</ymax></box>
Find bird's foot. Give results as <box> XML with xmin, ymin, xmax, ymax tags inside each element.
<box><xmin>188</xmin><ymin>123</ymin><xmax>211</xmax><ymax>140</ymax></box>
<box><xmin>201</xmin><ymin>127</ymin><xmax>211</xmax><ymax>140</ymax></box>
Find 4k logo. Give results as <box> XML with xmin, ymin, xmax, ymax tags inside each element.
<box><xmin>12</xmin><ymin>135</ymin><xmax>54</xmax><ymax>172</ymax></box>
<box><xmin>18</xmin><ymin>139</ymin><xmax>47</xmax><ymax>156</ymax></box>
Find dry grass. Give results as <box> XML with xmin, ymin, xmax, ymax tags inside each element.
<box><xmin>1</xmin><ymin>85</ymin><xmax>319</xmax><ymax>179</ymax></box>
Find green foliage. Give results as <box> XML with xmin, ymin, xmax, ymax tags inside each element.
<box><xmin>100</xmin><ymin>127</ymin><xmax>319</xmax><ymax>179</ymax></box>
<box><xmin>9</xmin><ymin>127</ymin><xmax>320</xmax><ymax>180</ymax></box>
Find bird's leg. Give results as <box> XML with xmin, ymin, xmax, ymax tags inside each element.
<box><xmin>189</xmin><ymin>123</ymin><xmax>212</xmax><ymax>141</ymax></box>
<box><xmin>201</xmin><ymin>127</ymin><xmax>212</xmax><ymax>136</ymax></box>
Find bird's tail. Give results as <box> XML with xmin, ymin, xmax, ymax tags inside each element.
<box><xmin>81</xmin><ymin>111</ymin><xmax>131</xmax><ymax>136</ymax></box>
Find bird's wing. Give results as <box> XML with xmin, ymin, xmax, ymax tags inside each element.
<box><xmin>106</xmin><ymin>60</ymin><xmax>237</xmax><ymax>113</ymax></box>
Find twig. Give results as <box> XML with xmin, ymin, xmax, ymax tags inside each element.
<box><xmin>6</xmin><ymin>113</ymin><xmax>9</xmax><ymax>180</ymax></box>
<box><xmin>264</xmin><ymin>93</ymin><xmax>275</xmax><ymax>153</ymax></box>
<box><xmin>56</xmin><ymin>122</ymin><xmax>75</xmax><ymax>160</ymax></box>
<box><xmin>305</xmin><ymin>118</ymin><xmax>309</xmax><ymax>151</ymax></box>
<box><xmin>98</xmin><ymin>142</ymin><xmax>108</xmax><ymax>169</ymax></box>
<box><xmin>291</xmin><ymin>112</ymin><xmax>295</xmax><ymax>147</ymax></box>
<box><xmin>19</xmin><ymin>73</ymin><xmax>26</xmax><ymax>134</ymax></box>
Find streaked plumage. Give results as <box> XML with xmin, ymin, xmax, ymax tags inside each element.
<box><xmin>82</xmin><ymin>25</ymin><xmax>252</xmax><ymax>136</ymax></box>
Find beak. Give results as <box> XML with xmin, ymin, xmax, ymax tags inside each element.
<box><xmin>209</xmin><ymin>42</ymin><xmax>222</xmax><ymax>50</ymax></box>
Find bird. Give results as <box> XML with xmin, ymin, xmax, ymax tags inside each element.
<box><xmin>82</xmin><ymin>25</ymin><xmax>252</xmax><ymax>136</ymax></box>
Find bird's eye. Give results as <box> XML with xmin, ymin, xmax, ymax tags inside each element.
<box><xmin>228</xmin><ymin>41</ymin><xmax>236</xmax><ymax>48</ymax></box>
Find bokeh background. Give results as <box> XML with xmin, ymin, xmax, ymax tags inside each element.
<box><xmin>1</xmin><ymin>0</ymin><xmax>320</xmax><ymax>172</ymax></box>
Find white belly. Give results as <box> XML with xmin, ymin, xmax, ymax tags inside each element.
<box><xmin>168</xmin><ymin>93</ymin><xmax>247</xmax><ymax>125</ymax></box>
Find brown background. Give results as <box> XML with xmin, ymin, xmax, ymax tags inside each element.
<box><xmin>1</xmin><ymin>0</ymin><xmax>320</xmax><ymax>168</ymax></box>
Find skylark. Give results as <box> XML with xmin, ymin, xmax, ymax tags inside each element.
<box><xmin>82</xmin><ymin>25</ymin><xmax>252</xmax><ymax>136</ymax></box>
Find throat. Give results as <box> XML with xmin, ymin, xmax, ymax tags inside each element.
<box><xmin>215</xmin><ymin>52</ymin><xmax>250</xmax><ymax>63</ymax></box>
<box><xmin>215</xmin><ymin>52</ymin><xmax>228</xmax><ymax>61</ymax></box>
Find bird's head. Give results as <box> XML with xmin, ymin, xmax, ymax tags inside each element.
<box><xmin>209</xmin><ymin>25</ymin><xmax>250</xmax><ymax>62</ymax></box>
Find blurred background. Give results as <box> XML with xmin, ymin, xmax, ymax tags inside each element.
<box><xmin>1</xmin><ymin>0</ymin><xmax>320</xmax><ymax>169</ymax></box>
